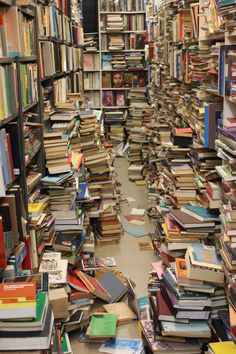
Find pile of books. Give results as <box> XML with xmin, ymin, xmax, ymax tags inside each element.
<box><xmin>108</xmin><ymin>35</ymin><xmax>124</xmax><ymax>51</ymax></box>
<box><xmin>0</xmin><ymin>282</ymin><xmax>54</xmax><ymax>352</ymax></box>
<box><xmin>125</xmin><ymin>52</ymin><xmax>144</xmax><ymax>70</ymax></box>
<box><xmin>106</xmin><ymin>14</ymin><xmax>124</xmax><ymax>32</ymax></box>
<box><xmin>84</xmin><ymin>33</ymin><xmax>98</xmax><ymax>51</ymax></box>
<box><xmin>111</xmin><ymin>54</ymin><xmax>126</xmax><ymax>69</ymax></box>
<box><xmin>128</xmin><ymin>164</ymin><xmax>144</xmax><ymax>181</ymax></box>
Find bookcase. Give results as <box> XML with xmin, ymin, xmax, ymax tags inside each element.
<box><xmin>0</xmin><ymin>0</ymin><xmax>84</xmax><ymax>275</ymax></box>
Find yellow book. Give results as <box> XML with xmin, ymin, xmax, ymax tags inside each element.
<box><xmin>135</xmin><ymin>180</ymin><xmax>146</xmax><ymax>186</ymax></box>
<box><xmin>0</xmin><ymin>301</ymin><xmax>36</xmax><ymax>309</ymax></box>
<box><xmin>209</xmin><ymin>341</ymin><xmax>236</xmax><ymax>354</ymax></box>
<box><xmin>28</xmin><ymin>203</ymin><xmax>44</xmax><ymax>213</ymax></box>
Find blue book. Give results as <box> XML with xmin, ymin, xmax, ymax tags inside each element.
<box><xmin>190</xmin><ymin>244</ymin><xmax>221</xmax><ymax>266</ymax></box>
<box><xmin>181</xmin><ymin>205</ymin><xmax>219</xmax><ymax>221</ymax></box>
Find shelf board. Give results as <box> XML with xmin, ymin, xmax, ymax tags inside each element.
<box><xmin>19</xmin><ymin>55</ymin><xmax>37</xmax><ymax>62</ymax></box>
<box><xmin>101</xmin><ymin>49</ymin><xmax>145</xmax><ymax>53</ymax></box>
<box><xmin>0</xmin><ymin>0</ymin><xmax>12</xmax><ymax>6</ymax></box>
<box><xmin>101</xmin><ymin>30</ymin><xmax>146</xmax><ymax>34</ymax></box>
<box><xmin>84</xmin><ymin>70</ymin><xmax>101</xmax><ymax>72</ymax></box>
<box><xmin>0</xmin><ymin>57</ymin><xmax>16</xmax><ymax>64</ymax></box>
<box><xmin>0</xmin><ymin>112</ymin><xmax>18</xmax><ymax>128</ymax></box>
<box><xmin>102</xmin><ymin>87</ymin><xmax>145</xmax><ymax>90</ymax></box>
<box><xmin>23</xmin><ymin>101</ymin><xmax>38</xmax><ymax>113</ymax></box>
<box><xmin>101</xmin><ymin>68</ymin><xmax>147</xmax><ymax>72</ymax></box>
<box><xmin>102</xmin><ymin>106</ymin><xmax>128</xmax><ymax>109</ymax></box>
<box><xmin>20</xmin><ymin>7</ymin><xmax>35</xmax><ymax>18</ymax></box>
<box><xmin>25</xmin><ymin>144</ymin><xmax>41</xmax><ymax>167</ymax></box>
<box><xmin>84</xmin><ymin>88</ymin><xmax>101</xmax><ymax>91</ymax></box>
<box><xmin>100</xmin><ymin>11</ymin><xmax>146</xmax><ymax>14</ymax></box>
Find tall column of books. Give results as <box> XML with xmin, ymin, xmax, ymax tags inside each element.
<box><xmin>99</xmin><ymin>0</ymin><xmax>148</xmax><ymax>145</ymax></box>
<box><xmin>141</xmin><ymin>1</ymin><xmax>236</xmax><ymax>353</ymax></box>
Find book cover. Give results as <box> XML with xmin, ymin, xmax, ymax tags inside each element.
<box><xmin>112</xmin><ymin>71</ymin><xmax>124</xmax><ymax>88</ymax></box>
<box><xmin>116</xmin><ymin>92</ymin><xmax>125</xmax><ymax>106</ymax></box>
<box><xmin>39</xmin><ymin>252</ymin><xmax>61</xmax><ymax>273</ymax></box>
<box><xmin>102</xmin><ymin>91</ymin><xmax>113</xmax><ymax>106</ymax></box>
<box><xmin>89</xmin><ymin>313</ymin><xmax>117</xmax><ymax>337</ymax></box>
<box><xmin>76</xmin><ymin>270</ymin><xmax>111</xmax><ymax>302</ymax></box>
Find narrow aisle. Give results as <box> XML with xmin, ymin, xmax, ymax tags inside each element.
<box><xmin>71</xmin><ymin>157</ymin><xmax>158</xmax><ymax>353</ymax></box>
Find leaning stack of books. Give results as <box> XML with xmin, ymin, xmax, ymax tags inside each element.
<box><xmin>144</xmin><ymin>241</ymin><xmax>228</xmax><ymax>353</ymax></box>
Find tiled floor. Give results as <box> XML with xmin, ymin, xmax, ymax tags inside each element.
<box><xmin>70</xmin><ymin>157</ymin><xmax>158</xmax><ymax>353</ymax></box>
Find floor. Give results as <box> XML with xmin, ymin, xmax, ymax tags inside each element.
<box><xmin>70</xmin><ymin>157</ymin><xmax>158</xmax><ymax>353</ymax></box>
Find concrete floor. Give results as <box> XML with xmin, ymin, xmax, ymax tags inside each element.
<box><xmin>70</xmin><ymin>158</ymin><xmax>158</xmax><ymax>353</ymax></box>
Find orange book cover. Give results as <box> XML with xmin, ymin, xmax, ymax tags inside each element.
<box><xmin>0</xmin><ymin>282</ymin><xmax>36</xmax><ymax>304</ymax></box>
<box><xmin>175</xmin><ymin>258</ymin><xmax>188</xmax><ymax>279</ymax></box>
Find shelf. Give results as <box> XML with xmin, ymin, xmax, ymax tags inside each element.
<box><xmin>23</xmin><ymin>101</ymin><xmax>38</xmax><ymax>113</ymax></box>
<box><xmin>25</xmin><ymin>144</ymin><xmax>42</xmax><ymax>167</ymax></box>
<box><xmin>84</xmin><ymin>88</ymin><xmax>101</xmax><ymax>91</ymax></box>
<box><xmin>101</xmin><ymin>30</ymin><xmax>146</xmax><ymax>34</ymax></box>
<box><xmin>102</xmin><ymin>106</ymin><xmax>129</xmax><ymax>109</ymax></box>
<box><xmin>101</xmin><ymin>49</ymin><xmax>145</xmax><ymax>53</ymax></box>
<box><xmin>0</xmin><ymin>57</ymin><xmax>16</xmax><ymax>64</ymax></box>
<box><xmin>0</xmin><ymin>112</ymin><xmax>19</xmax><ymax>128</ymax></box>
<box><xmin>0</xmin><ymin>0</ymin><xmax>12</xmax><ymax>5</ymax></box>
<box><xmin>19</xmin><ymin>55</ymin><xmax>37</xmax><ymax>62</ymax></box>
<box><xmin>102</xmin><ymin>68</ymin><xmax>147</xmax><ymax>72</ymax></box>
<box><xmin>84</xmin><ymin>70</ymin><xmax>101</xmax><ymax>72</ymax></box>
<box><xmin>102</xmin><ymin>87</ymin><xmax>145</xmax><ymax>91</ymax></box>
<box><xmin>20</xmin><ymin>7</ymin><xmax>35</xmax><ymax>18</ymax></box>
<box><xmin>100</xmin><ymin>11</ymin><xmax>146</xmax><ymax>14</ymax></box>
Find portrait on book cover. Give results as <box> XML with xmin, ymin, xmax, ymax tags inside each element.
<box><xmin>112</xmin><ymin>71</ymin><xmax>124</xmax><ymax>88</ymax></box>
<box><xmin>116</xmin><ymin>93</ymin><xmax>125</xmax><ymax>106</ymax></box>
<box><xmin>102</xmin><ymin>91</ymin><xmax>114</xmax><ymax>106</ymax></box>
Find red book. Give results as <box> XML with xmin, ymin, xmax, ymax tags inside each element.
<box><xmin>0</xmin><ymin>217</ymin><xmax>6</xmax><ymax>268</ymax></box>
<box><xmin>68</xmin><ymin>272</ymin><xmax>90</xmax><ymax>293</ymax></box>
<box><xmin>76</xmin><ymin>270</ymin><xmax>111</xmax><ymax>302</ymax></box>
<box><xmin>21</xmin><ymin>235</ymin><xmax>32</xmax><ymax>271</ymax></box>
<box><xmin>156</xmin><ymin>290</ymin><xmax>175</xmax><ymax>321</ymax></box>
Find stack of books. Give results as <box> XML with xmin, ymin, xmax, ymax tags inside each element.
<box><xmin>128</xmin><ymin>164</ymin><xmax>144</xmax><ymax>181</ymax></box>
<box><xmin>106</xmin><ymin>14</ymin><xmax>124</xmax><ymax>32</ymax></box>
<box><xmin>108</xmin><ymin>35</ymin><xmax>124</xmax><ymax>51</ymax></box>
<box><xmin>0</xmin><ymin>283</ymin><xmax>54</xmax><ymax>352</ymax></box>
<box><xmin>110</xmin><ymin>54</ymin><xmax>126</xmax><ymax>69</ymax></box>
<box><xmin>125</xmin><ymin>52</ymin><xmax>144</xmax><ymax>70</ymax></box>
<box><xmin>84</xmin><ymin>33</ymin><xmax>98</xmax><ymax>51</ymax></box>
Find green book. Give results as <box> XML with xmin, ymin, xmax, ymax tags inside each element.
<box><xmin>89</xmin><ymin>313</ymin><xmax>117</xmax><ymax>337</ymax></box>
<box><xmin>61</xmin><ymin>332</ymin><xmax>71</xmax><ymax>354</ymax></box>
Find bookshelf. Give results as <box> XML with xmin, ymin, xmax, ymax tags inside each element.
<box><xmin>98</xmin><ymin>0</ymin><xmax>147</xmax><ymax>143</ymax></box>
<box><xmin>142</xmin><ymin>0</ymin><xmax>236</xmax><ymax>352</ymax></box>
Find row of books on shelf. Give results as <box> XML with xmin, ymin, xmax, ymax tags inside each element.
<box><xmin>102</xmin><ymin>71</ymin><xmax>147</xmax><ymax>88</ymax></box>
<box><xmin>37</xmin><ymin>3</ymin><xmax>83</xmax><ymax>44</ymax></box>
<box><xmin>100</xmin><ymin>0</ymin><xmax>145</xmax><ymax>12</ymax></box>
<box><xmin>84</xmin><ymin>33</ymin><xmax>99</xmax><ymax>52</ymax></box>
<box><xmin>101</xmin><ymin>13</ymin><xmax>146</xmax><ymax>32</ymax></box>
<box><xmin>39</xmin><ymin>41</ymin><xmax>82</xmax><ymax>78</ymax></box>
<box><xmin>103</xmin><ymin>52</ymin><xmax>145</xmax><ymax>70</ymax></box>
<box><xmin>101</xmin><ymin>33</ymin><xmax>145</xmax><ymax>51</ymax></box>
<box><xmin>0</xmin><ymin>6</ymin><xmax>35</xmax><ymax>58</ymax></box>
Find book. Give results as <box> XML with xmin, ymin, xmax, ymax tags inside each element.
<box><xmin>0</xmin><ymin>305</ymin><xmax>54</xmax><ymax>351</ymax></box>
<box><xmin>76</xmin><ymin>271</ymin><xmax>111</xmax><ymax>301</ymax></box>
<box><xmin>0</xmin><ymin>282</ymin><xmax>36</xmax><ymax>320</ymax></box>
<box><xmin>88</xmin><ymin>313</ymin><xmax>117</xmax><ymax>338</ymax></box>
<box><xmin>0</xmin><ymin>292</ymin><xmax>48</xmax><ymax>331</ymax></box>
<box><xmin>97</xmin><ymin>270</ymin><xmax>127</xmax><ymax>304</ymax></box>
<box><xmin>103</xmin><ymin>302</ymin><xmax>137</xmax><ymax>325</ymax></box>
